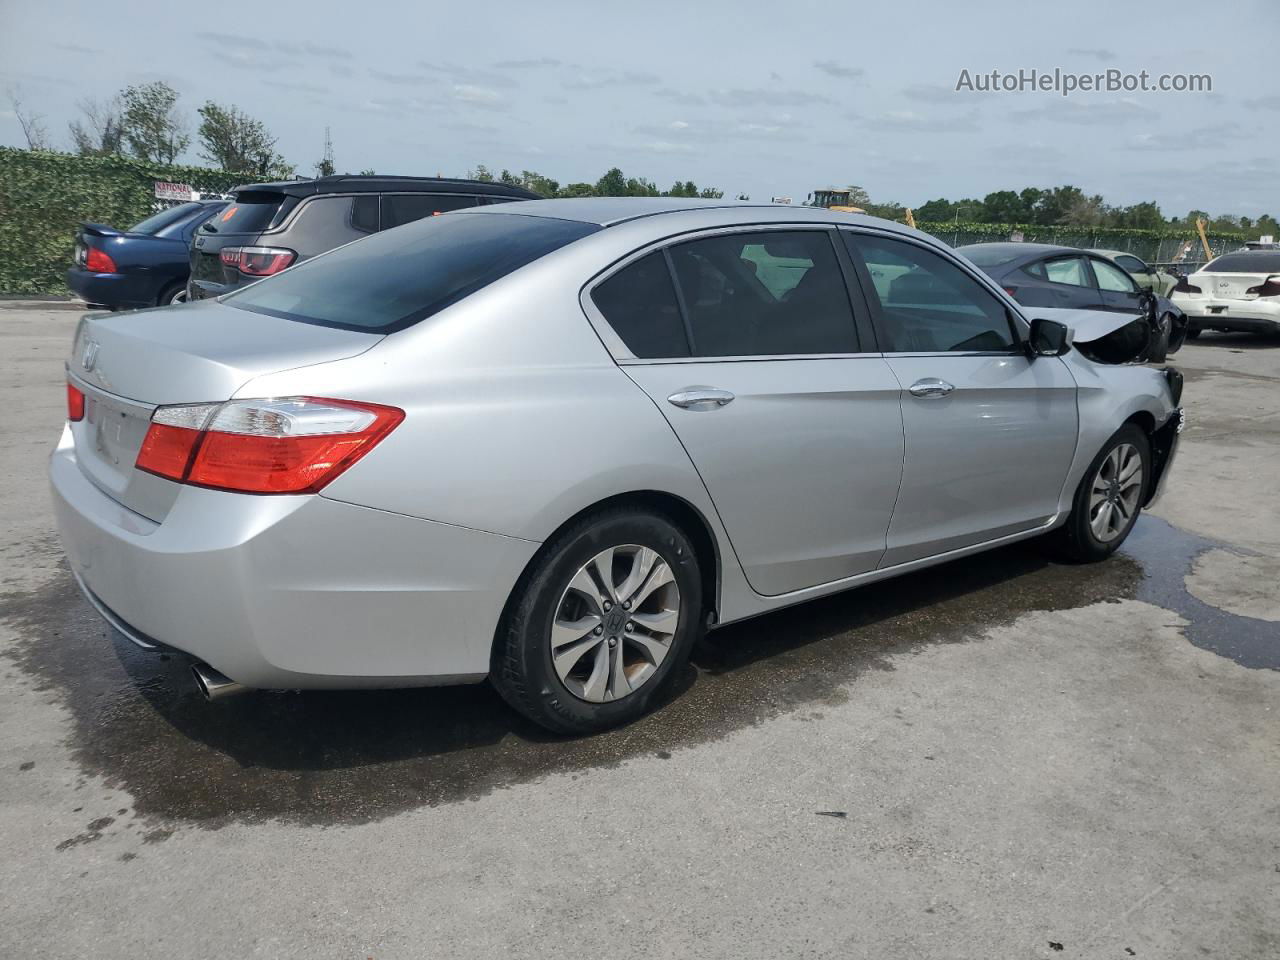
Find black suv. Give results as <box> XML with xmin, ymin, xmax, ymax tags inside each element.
<box><xmin>188</xmin><ymin>175</ymin><xmax>540</xmax><ymax>300</ymax></box>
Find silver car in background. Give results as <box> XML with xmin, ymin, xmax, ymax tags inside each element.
<box><xmin>51</xmin><ymin>199</ymin><xmax>1183</xmax><ymax>733</ymax></box>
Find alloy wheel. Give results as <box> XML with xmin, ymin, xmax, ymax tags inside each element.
<box><xmin>1089</xmin><ymin>442</ymin><xmax>1143</xmax><ymax>543</ymax></box>
<box><xmin>550</xmin><ymin>544</ymin><xmax>681</xmax><ymax>703</ymax></box>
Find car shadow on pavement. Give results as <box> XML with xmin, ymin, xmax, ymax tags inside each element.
<box><xmin>5</xmin><ymin>536</ymin><xmax>1142</xmax><ymax>828</ymax></box>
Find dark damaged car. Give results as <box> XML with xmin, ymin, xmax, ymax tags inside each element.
<box><xmin>958</xmin><ymin>242</ymin><xmax>1187</xmax><ymax>362</ymax></box>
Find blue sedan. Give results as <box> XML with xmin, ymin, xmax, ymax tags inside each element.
<box><xmin>67</xmin><ymin>200</ymin><xmax>228</xmax><ymax>309</ymax></box>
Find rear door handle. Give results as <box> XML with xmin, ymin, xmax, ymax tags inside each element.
<box><xmin>908</xmin><ymin>378</ymin><xmax>954</xmax><ymax>399</ymax></box>
<box><xmin>667</xmin><ymin>388</ymin><xmax>735</xmax><ymax>410</ymax></box>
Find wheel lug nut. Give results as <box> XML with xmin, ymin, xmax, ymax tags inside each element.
<box><xmin>593</xmin><ymin>625</ymin><xmax>603</xmax><ymax>635</ymax></box>
<box><xmin>622</xmin><ymin>601</ymin><xmax>631</xmax><ymax>610</ymax></box>
<box><xmin>608</xmin><ymin>637</ymin><xmax>617</xmax><ymax>647</ymax></box>
<box><xmin>625</xmin><ymin>623</ymin><xmax>634</xmax><ymax>633</ymax></box>
<box><xmin>603</xmin><ymin>601</ymin><xmax>612</xmax><ymax>612</ymax></box>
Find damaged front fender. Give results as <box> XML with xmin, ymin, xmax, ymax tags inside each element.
<box><xmin>1030</xmin><ymin>298</ymin><xmax>1187</xmax><ymax>365</ymax></box>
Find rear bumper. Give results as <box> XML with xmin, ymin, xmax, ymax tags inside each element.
<box><xmin>188</xmin><ymin>278</ymin><xmax>236</xmax><ymax>301</ymax></box>
<box><xmin>1174</xmin><ymin>296</ymin><xmax>1280</xmax><ymax>333</ymax></box>
<box><xmin>1145</xmin><ymin>406</ymin><xmax>1183</xmax><ymax>508</ymax></box>
<box><xmin>66</xmin><ymin>268</ymin><xmax>158</xmax><ymax>309</ymax></box>
<box><xmin>50</xmin><ymin>426</ymin><xmax>539</xmax><ymax>690</ymax></box>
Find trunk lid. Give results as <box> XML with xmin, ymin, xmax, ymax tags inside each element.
<box><xmin>1192</xmin><ymin>271</ymin><xmax>1272</xmax><ymax>301</ymax></box>
<box><xmin>68</xmin><ymin>299</ymin><xmax>382</xmax><ymax>521</ymax></box>
<box><xmin>190</xmin><ymin>190</ymin><xmax>294</xmax><ymax>288</ymax></box>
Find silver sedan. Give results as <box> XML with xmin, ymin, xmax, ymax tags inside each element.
<box><xmin>51</xmin><ymin>199</ymin><xmax>1183</xmax><ymax>733</ymax></box>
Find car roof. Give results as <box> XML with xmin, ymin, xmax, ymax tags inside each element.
<box><xmin>232</xmin><ymin>174</ymin><xmax>540</xmax><ymax>200</ymax></box>
<box><xmin>957</xmin><ymin>241</ymin><xmax>1081</xmax><ymax>259</ymax></box>
<box><xmin>1087</xmin><ymin>248</ymin><xmax>1142</xmax><ymax>260</ymax></box>
<box><xmin>454</xmin><ymin>196</ymin><xmax>907</xmax><ymax>230</ymax></box>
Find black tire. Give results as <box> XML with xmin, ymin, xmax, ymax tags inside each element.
<box><xmin>1053</xmin><ymin>424</ymin><xmax>1151</xmax><ymax>562</ymax></box>
<box><xmin>158</xmin><ymin>281</ymin><xmax>187</xmax><ymax>306</ymax></box>
<box><xmin>492</xmin><ymin>507</ymin><xmax>703</xmax><ymax>735</ymax></box>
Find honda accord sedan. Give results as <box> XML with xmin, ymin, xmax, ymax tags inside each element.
<box><xmin>51</xmin><ymin>199</ymin><xmax>1183</xmax><ymax>733</ymax></box>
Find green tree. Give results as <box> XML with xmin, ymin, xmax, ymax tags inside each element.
<box><xmin>1252</xmin><ymin>214</ymin><xmax>1279</xmax><ymax>240</ymax></box>
<box><xmin>68</xmin><ymin>97</ymin><xmax>124</xmax><ymax>156</ymax></box>
<box><xmin>981</xmin><ymin>190</ymin><xmax>1028</xmax><ymax>222</ymax></box>
<box><xmin>1061</xmin><ymin>192</ymin><xmax>1107</xmax><ymax>226</ymax></box>
<box><xmin>595</xmin><ymin>167</ymin><xmax>628</xmax><ymax>196</ymax></box>
<box><xmin>864</xmin><ymin>200</ymin><xmax>906</xmax><ymax>220</ymax></box>
<box><xmin>914</xmin><ymin>198</ymin><xmax>956</xmax><ymax>221</ymax></box>
<box><xmin>469</xmin><ymin>164</ymin><xmax>494</xmax><ymax>182</ymax></box>
<box><xmin>197</xmin><ymin>101</ymin><xmax>283</xmax><ymax>175</ymax></box>
<box><xmin>558</xmin><ymin>182</ymin><xmax>595</xmax><ymax>198</ymax></box>
<box><xmin>1111</xmin><ymin>202</ymin><xmax>1164</xmax><ymax>230</ymax></box>
<box><xmin>522</xmin><ymin>171</ymin><xmax>560</xmax><ymax>197</ymax></box>
<box><xmin>120</xmin><ymin>81</ymin><xmax>189</xmax><ymax>163</ymax></box>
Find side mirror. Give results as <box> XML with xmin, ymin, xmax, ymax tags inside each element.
<box><xmin>1027</xmin><ymin>317</ymin><xmax>1072</xmax><ymax>357</ymax></box>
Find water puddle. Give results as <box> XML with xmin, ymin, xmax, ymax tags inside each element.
<box><xmin>1</xmin><ymin>514</ymin><xmax>1271</xmax><ymax>828</ymax></box>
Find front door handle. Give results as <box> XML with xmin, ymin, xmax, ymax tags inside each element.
<box><xmin>908</xmin><ymin>378</ymin><xmax>954</xmax><ymax>399</ymax></box>
<box><xmin>667</xmin><ymin>388</ymin><xmax>735</xmax><ymax>410</ymax></box>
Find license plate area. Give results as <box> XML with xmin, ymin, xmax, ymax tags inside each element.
<box><xmin>87</xmin><ymin>392</ymin><xmax>151</xmax><ymax>470</ymax></box>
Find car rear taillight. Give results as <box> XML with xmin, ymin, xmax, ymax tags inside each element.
<box><xmin>135</xmin><ymin>397</ymin><xmax>403</xmax><ymax>495</ymax></box>
<box><xmin>1003</xmin><ymin>286</ymin><xmax>1018</xmax><ymax>297</ymax></box>
<box><xmin>1173</xmin><ymin>276</ymin><xmax>1201</xmax><ymax>294</ymax></box>
<box><xmin>218</xmin><ymin>246</ymin><xmax>296</xmax><ymax>276</ymax></box>
<box><xmin>1245</xmin><ymin>275</ymin><xmax>1280</xmax><ymax>298</ymax></box>
<box><xmin>66</xmin><ymin>382</ymin><xmax>85</xmax><ymax>422</ymax></box>
<box><xmin>85</xmin><ymin>247</ymin><xmax>116</xmax><ymax>273</ymax></box>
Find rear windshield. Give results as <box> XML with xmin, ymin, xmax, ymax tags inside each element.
<box><xmin>202</xmin><ymin>191</ymin><xmax>289</xmax><ymax>235</ymax></box>
<box><xmin>956</xmin><ymin>245</ymin><xmax>1024</xmax><ymax>268</ymax></box>
<box><xmin>223</xmin><ymin>212</ymin><xmax>599</xmax><ymax>332</ymax></box>
<box><xmin>128</xmin><ymin>202</ymin><xmax>204</xmax><ymax>235</ymax></box>
<box><xmin>1204</xmin><ymin>253</ymin><xmax>1280</xmax><ymax>273</ymax></box>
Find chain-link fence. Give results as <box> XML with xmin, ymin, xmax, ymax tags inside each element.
<box><xmin>918</xmin><ymin>222</ymin><xmax>1243</xmax><ymax>273</ymax></box>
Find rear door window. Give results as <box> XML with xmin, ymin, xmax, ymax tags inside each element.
<box><xmin>591</xmin><ymin>252</ymin><xmax>690</xmax><ymax>358</ymax></box>
<box><xmin>224</xmin><ymin>213</ymin><xmax>598</xmax><ymax>332</ymax></box>
<box><xmin>1114</xmin><ymin>254</ymin><xmax>1148</xmax><ymax>274</ymax></box>
<box><xmin>1043</xmin><ymin>256</ymin><xmax>1092</xmax><ymax>287</ymax></box>
<box><xmin>381</xmin><ymin>194</ymin><xmax>480</xmax><ymax>229</ymax></box>
<box><xmin>668</xmin><ymin>230</ymin><xmax>859</xmax><ymax>357</ymax></box>
<box><xmin>290</xmin><ymin>196</ymin><xmax>377</xmax><ymax>250</ymax></box>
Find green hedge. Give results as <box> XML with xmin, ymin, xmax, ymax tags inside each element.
<box><xmin>0</xmin><ymin>146</ymin><xmax>1255</xmax><ymax>293</ymax></box>
<box><xmin>916</xmin><ymin>220</ymin><xmax>1245</xmax><ymax>265</ymax></box>
<box><xmin>0</xmin><ymin>147</ymin><xmax>246</xmax><ymax>294</ymax></box>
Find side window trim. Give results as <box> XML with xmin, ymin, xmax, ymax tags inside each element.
<box><xmin>841</xmin><ymin>227</ymin><xmax>1026</xmax><ymax>355</ymax></box>
<box><xmin>581</xmin><ymin>223</ymin><xmax>873</xmax><ymax>364</ymax></box>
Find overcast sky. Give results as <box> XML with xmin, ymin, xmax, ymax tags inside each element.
<box><xmin>2</xmin><ymin>0</ymin><xmax>1276</xmax><ymax>216</ymax></box>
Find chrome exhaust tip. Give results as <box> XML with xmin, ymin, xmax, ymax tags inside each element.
<box><xmin>191</xmin><ymin>663</ymin><xmax>245</xmax><ymax>701</ymax></box>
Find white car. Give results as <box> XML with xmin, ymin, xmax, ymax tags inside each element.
<box><xmin>1172</xmin><ymin>251</ymin><xmax>1280</xmax><ymax>338</ymax></box>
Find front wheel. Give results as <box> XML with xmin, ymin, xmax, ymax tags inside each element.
<box><xmin>492</xmin><ymin>508</ymin><xmax>703</xmax><ymax>734</ymax></box>
<box><xmin>1053</xmin><ymin>424</ymin><xmax>1150</xmax><ymax>562</ymax></box>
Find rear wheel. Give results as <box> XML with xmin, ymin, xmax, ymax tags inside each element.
<box><xmin>1054</xmin><ymin>424</ymin><xmax>1150</xmax><ymax>562</ymax></box>
<box><xmin>492</xmin><ymin>508</ymin><xmax>702</xmax><ymax>734</ymax></box>
<box><xmin>158</xmin><ymin>282</ymin><xmax>188</xmax><ymax>306</ymax></box>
